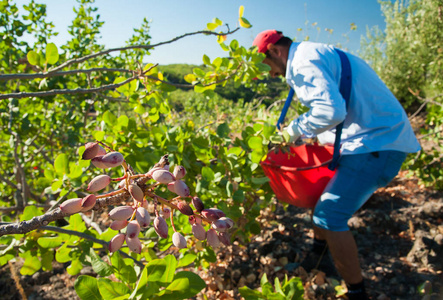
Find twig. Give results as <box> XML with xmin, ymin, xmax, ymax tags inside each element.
<box><xmin>408</xmin><ymin>88</ymin><xmax>443</xmax><ymax>120</ymax></box>
<box><xmin>266</xmin><ymin>98</ymin><xmax>287</xmax><ymax>112</ymax></box>
<box><xmin>31</xmin><ymin>141</ymin><xmax>54</xmax><ymax>165</ymax></box>
<box><xmin>8</xmin><ymin>102</ymin><xmax>27</xmax><ymax>208</ymax></box>
<box><xmin>0</xmin><ymin>204</ymin><xmax>50</xmax><ymax>213</ymax></box>
<box><xmin>0</xmin><ymin>171</ymin><xmax>17</xmax><ymax>190</ymax></box>
<box><xmin>418</xmin><ymin>128</ymin><xmax>443</xmax><ymax>140</ymax></box>
<box><xmin>79</xmin><ymin>213</ymin><xmax>103</xmax><ymax>235</ymax></box>
<box><xmin>0</xmin><ymin>68</ymin><xmax>132</xmax><ymax>81</ymax></box>
<box><xmin>45</xmin><ymin>28</ymin><xmax>239</xmax><ymax>74</ymax></box>
<box><xmin>8</xmin><ymin>261</ymin><xmax>27</xmax><ymax>300</ymax></box>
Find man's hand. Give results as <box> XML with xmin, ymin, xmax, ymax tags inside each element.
<box><xmin>283</xmin><ymin>120</ymin><xmax>302</xmax><ymax>143</ymax></box>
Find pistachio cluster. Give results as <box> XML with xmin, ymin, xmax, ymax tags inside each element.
<box><xmin>59</xmin><ymin>141</ymin><xmax>233</xmax><ymax>255</ymax></box>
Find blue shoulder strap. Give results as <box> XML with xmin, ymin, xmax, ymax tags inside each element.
<box><xmin>276</xmin><ymin>88</ymin><xmax>295</xmax><ymax>130</ymax></box>
<box><xmin>275</xmin><ymin>48</ymin><xmax>352</xmax><ymax>171</ymax></box>
<box><xmin>328</xmin><ymin>48</ymin><xmax>352</xmax><ymax>170</ymax></box>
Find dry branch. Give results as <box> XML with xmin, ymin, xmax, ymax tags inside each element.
<box><xmin>0</xmin><ymin>74</ymin><xmax>139</xmax><ymax>100</ymax></box>
<box><xmin>0</xmin><ymin>68</ymin><xmax>131</xmax><ymax>81</ymax></box>
<box><xmin>0</xmin><ymin>184</ymin><xmax>133</xmax><ymax>237</ymax></box>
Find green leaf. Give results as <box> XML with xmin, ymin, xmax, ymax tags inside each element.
<box><xmin>27</xmin><ymin>50</ymin><xmax>40</xmax><ymax>66</ymax></box>
<box><xmin>67</xmin><ymin>258</ymin><xmax>83</xmax><ymax>275</ymax></box>
<box><xmin>193</xmin><ymin>67</ymin><xmax>206</xmax><ymax>77</ymax></box>
<box><xmin>214</xmin><ymin>18</ymin><xmax>223</xmax><ymax>26</ymax></box>
<box><xmin>233</xmin><ymin>189</ymin><xmax>245</xmax><ymax>202</ymax></box>
<box><xmin>65</xmin><ymin>213</ymin><xmax>87</xmax><ymax>232</ymax></box>
<box><xmin>97</xmin><ymin>278</ymin><xmax>130</xmax><ymax>300</ymax></box>
<box><xmin>101</xmin><ymin>228</ymin><xmax>119</xmax><ymax>243</ymax></box>
<box><xmin>130</xmin><ymin>264</ymin><xmax>148</xmax><ymax>299</ymax></box>
<box><xmin>239</xmin><ymin>5</ymin><xmax>245</xmax><ymax>18</ymax></box>
<box><xmin>248</xmin><ymin>136</ymin><xmax>263</xmax><ymax>149</ymax></box>
<box><xmin>156</xmin><ymin>271</ymin><xmax>206</xmax><ymax>300</ymax></box>
<box><xmin>227</xmin><ymin>146</ymin><xmax>243</xmax><ymax>156</ymax></box>
<box><xmin>194</xmin><ymin>84</ymin><xmax>215</xmax><ymax>93</ymax></box>
<box><xmin>192</xmin><ymin>136</ymin><xmax>209</xmax><ymax>149</ymax></box>
<box><xmin>0</xmin><ymin>252</ymin><xmax>15</xmax><ymax>267</ymax></box>
<box><xmin>251</xmin><ymin>177</ymin><xmax>270</xmax><ymax>185</ymax></box>
<box><xmin>177</xmin><ymin>253</ymin><xmax>197</xmax><ymax>268</ymax></box>
<box><xmin>226</xmin><ymin>181</ymin><xmax>233</xmax><ymax>197</ymax></box>
<box><xmin>283</xmin><ymin>277</ymin><xmax>304</xmax><ymax>299</ymax></box>
<box><xmin>0</xmin><ymin>239</ymin><xmax>18</xmax><ymax>267</ymax></box>
<box><xmin>110</xmin><ymin>251</ymin><xmax>126</xmax><ymax>271</ymax></box>
<box><xmin>117</xmin><ymin>115</ymin><xmax>129</xmax><ymax>127</ymax></box>
<box><xmin>120</xmin><ymin>265</ymin><xmax>137</xmax><ymax>284</ymax></box>
<box><xmin>274</xmin><ymin>277</ymin><xmax>283</xmax><ymax>295</ymax></box>
<box><xmin>40</xmin><ymin>249</ymin><xmax>53</xmax><ymax>271</ymax></box>
<box><xmin>46</xmin><ymin>43</ymin><xmax>59</xmax><ymax>65</ymax></box>
<box><xmin>256</xmin><ymin>62</ymin><xmax>271</xmax><ymax>73</ymax></box>
<box><xmin>38</xmin><ymin>236</ymin><xmax>63</xmax><ymax>248</ymax></box>
<box><xmin>51</xmin><ymin>180</ymin><xmax>63</xmax><ymax>192</ymax></box>
<box><xmin>54</xmin><ymin>153</ymin><xmax>69</xmax><ymax>175</ymax></box>
<box><xmin>201</xmin><ymin>166</ymin><xmax>215</xmax><ymax>181</ymax></box>
<box><xmin>251</xmin><ymin>148</ymin><xmax>265</xmax><ymax>164</ymax></box>
<box><xmin>55</xmin><ymin>243</ymin><xmax>72</xmax><ymax>263</ymax></box>
<box><xmin>20</xmin><ymin>205</ymin><xmax>43</xmax><ymax>222</ymax></box>
<box><xmin>184</xmin><ymin>73</ymin><xmax>197</xmax><ymax>83</ymax></box>
<box><xmin>249</xmin><ymin>221</ymin><xmax>262</xmax><ymax>235</ymax></box>
<box><xmin>90</xmin><ymin>248</ymin><xmax>113</xmax><ymax>277</ymax></box>
<box><xmin>238</xmin><ymin>286</ymin><xmax>263</xmax><ymax>299</ymax></box>
<box><xmin>216</xmin><ymin>122</ymin><xmax>230</xmax><ymax>138</ymax></box>
<box><xmin>103</xmin><ymin>110</ymin><xmax>117</xmax><ymax>126</ymax></box>
<box><xmin>20</xmin><ymin>255</ymin><xmax>41</xmax><ymax>275</ymax></box>
<box><xmin>74</xmin><ymin>275</ymin><xmax>103</xmax><ymax>300</ymax></box>
<box><xmin>69</xmin><ymin>163</ymin><xmax>84</xmax><ymax>179</ymax></box>
<box><xmin>239</xmin><ymin>17</ymin><xmax>252</xmax><ymax>28</ymax></box>
<box><xmin>146</xmin><ymin>255</ymin><xmax>177</xmax><ymax>285</ymax></box>
<box><xmin>202</xmin><ymin>54</ymin><xmax>211</xmax><ymax>65</ymax></box>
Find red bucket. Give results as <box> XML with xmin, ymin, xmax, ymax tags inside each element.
<box><xmin>260</xmin><ymin>144</ymin><xmax>336</xmax><ymax>208</ymax></box>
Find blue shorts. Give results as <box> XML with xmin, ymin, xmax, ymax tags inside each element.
<box><xmin>312</xmin><ymin>150</ymin><xmax>407</xmax><ymax>232</ymax></box>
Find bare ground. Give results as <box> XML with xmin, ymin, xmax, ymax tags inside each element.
<box><xmin>1</xmin><ymin>171</ymin><xmax>442</xmax><ymax>300</ymax></box>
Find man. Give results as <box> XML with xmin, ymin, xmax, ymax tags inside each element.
<box><xmin>253</xmin><ymin>30</ymin><xmax>420</xmax><ymax>300</ymax></box>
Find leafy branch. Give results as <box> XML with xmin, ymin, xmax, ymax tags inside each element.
<box><xmin>46</xmin><ymin>28</ymin><xmax>239</xmax><ymax>74</ymax></box>
<box><xmin>0</xmin><ymin>28</ymin><xmax>240</xmax><ymax>100</ymax></box>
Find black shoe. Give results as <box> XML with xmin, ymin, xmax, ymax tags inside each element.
<box><xmin>346</xmin><ymin>281</ymin><xmax>370</xmax><ymax>300</ymax></box>
<box><xmin>345</xmin><ymin>292</ymin><xmax>370</xmax><ymax>300</ymax></box>
<box><xmin>285</xmin><ymin>251</ymin><xmax>339</xmax><ymax>278</ymax></box>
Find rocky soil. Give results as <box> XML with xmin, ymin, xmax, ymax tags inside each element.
<box><xmin>1</xmin><ymin>171</ymin><xmax>442</xmax><ymax>300</ymax></box>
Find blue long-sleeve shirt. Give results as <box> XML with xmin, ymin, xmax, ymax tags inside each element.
<box><xmin>285</xmin><ymin>41</ymin><xmax>420</xmax><ymax>155</ymax></box>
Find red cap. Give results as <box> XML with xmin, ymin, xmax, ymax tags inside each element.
<box><xmin>253</xmin><ymin>30</ymin><xmax>284</xmax><ymax>53</ymax></box>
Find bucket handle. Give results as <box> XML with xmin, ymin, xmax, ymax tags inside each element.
<box><xmin>261</xmin><ymin>158</ymin><xmax>333</xmax><ymax>172</ymax></box>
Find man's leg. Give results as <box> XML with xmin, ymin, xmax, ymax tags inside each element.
<box><xmin>314</xmin><ymin>226</ymin><xmax>362</xmax><ymax>284</ymax></box>
<box><xmin>311</xmin><ymin>151</ymin><xmax>407</xmax><ymax>299</ymax></box>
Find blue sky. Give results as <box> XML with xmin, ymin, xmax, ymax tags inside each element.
<box><xmin>15</xmin><ymin>0</ymin><xmax>387</xmax><ymax>65</ymax></box>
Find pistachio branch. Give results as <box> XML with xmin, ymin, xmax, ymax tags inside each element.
<box><xmin>0</xmin><ymin>68</ymin><xmax>132</xmax><ymax>81</ymax></box>
<box><xmin>0</xmin><ymin>73</ymin><xmax>140</xmax><ymax>100</ymax></box>
<box><xmin>0</xmin><ymin>186</ymin><xmax>132</xmax><ymax>237</ymax></box>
